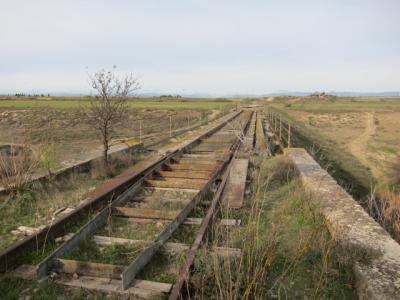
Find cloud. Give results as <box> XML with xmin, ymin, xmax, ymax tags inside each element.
<box><xmin>0</xmin><ymin>0</ymin><xmax>399</xmax><ymax>94</ymax></box>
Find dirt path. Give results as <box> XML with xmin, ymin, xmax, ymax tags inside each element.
<box><xmin>349</xmin><ymin>112</ymin><xmax>380</xmax><ymax>179</ymax></box>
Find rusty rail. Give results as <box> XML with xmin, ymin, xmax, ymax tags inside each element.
<box><xmin>169</xmin><ymin>136</ymin><xmax>241</xmax><ymax>299</ymax></box>
<box><xmin>35</xmin><ymin>111</ymin><xmax>251</xmax><ymax>292</ymax></box>
<box><xmin>0</xmin><ymin>111</ymin><xmax>242</xmax><ymax>273</ymax></box>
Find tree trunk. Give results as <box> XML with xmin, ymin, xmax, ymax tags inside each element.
<box><xmin>103</xmin><ymin>130</ymin><xmax>109</xmax><ymax>167</ymax></box>
<box><xmin>103</xmin><ymin>146</ymin><xmax>109</xmax><ymax>166</ymax></box>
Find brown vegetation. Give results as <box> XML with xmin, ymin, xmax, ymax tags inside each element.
<box><xmin>366</xmin><ymin>156</ymin><xmax>400</xmax><ymax>243</ymax></box>
<box><xmin>0</xmin><ymin>143</ymin><xmax>39</xmax><ymax>192</ymax></box>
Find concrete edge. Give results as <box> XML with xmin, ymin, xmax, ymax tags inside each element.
<box><xmin>285</xmin><ymin>148</ymin><xmax>400</xmax><ymax>299</ymax></box>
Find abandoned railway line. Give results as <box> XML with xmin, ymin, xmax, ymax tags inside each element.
<box><xmin>2</xmin><ymin>106</ymin><xmax>398</xmax><ymax>299</ymax></box>
<box><xmin>1</xmin><ymin>109</ymin><xmax>275</xmax><ymax>299</ymax></box>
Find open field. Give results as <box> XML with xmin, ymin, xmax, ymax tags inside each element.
<box><xmin>0</xmin><ymin>96</ymin><xmax>235</xmax><ymax>110</ymax></box>
<box><xmin>270</xmin><ymin>96</ymin><xmax>400</xmax><ymax>111</ymax></box>
<box><xmin>268</xmin><ymin>96</ymin><xmax>400</xmax><ymax>188</ymax></box>
<box><xmin>0</xmin><ymin>105</ymin><xmax>228</xmax><ymax>173</ymax></box>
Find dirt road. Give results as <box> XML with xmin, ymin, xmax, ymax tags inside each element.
<box><xmin>349</xmin><ymin>112</ymin><xmax>380</xmax><ymax>179</ymax></box>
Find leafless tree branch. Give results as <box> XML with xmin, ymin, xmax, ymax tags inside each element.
<box><xmin>83</xmin><ymin>68</ymin><xmax>140</xmax><ymax>167</ymax></box>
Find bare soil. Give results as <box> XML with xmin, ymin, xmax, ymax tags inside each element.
<box><xmin>286</xmin><ymin>109</ymin><xmax>400</xmax><ymax>183</ymax></box>
<box><xmin>0</xmin><ymin>108</ymin><xmax>215</xmax><ymax>171</ymax></box>
<box><xmin>349</xmin><ymin>112</ymin><xmax>380</xmax><ymax>178</ymax></box>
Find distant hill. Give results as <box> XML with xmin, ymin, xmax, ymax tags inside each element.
<box><xmin>1</xmin><ymin>91</ymin><xmax>399</xmax><ymax>98</ymax></box>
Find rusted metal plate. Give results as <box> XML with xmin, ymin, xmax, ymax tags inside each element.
<box><xmin>113</xmin><ymin>207</ymin><xmax>179</xmax><ymax>220</ymax></box>
<box><xmin>224</xmin><ymin>159</ymin><xmax>249</xmax><ymax>208</ymax></box>
<box><xmin>154</xmin><ymin>170</ymin><xmax>211</xmax><ymax>180</ymax></box>
<box><xmin>145</xmin><ymin>178</ymin><xmax>207</xmax><ymax>190</ymax></box>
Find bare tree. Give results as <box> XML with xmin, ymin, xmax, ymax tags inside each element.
<box><xmin>85</xmin><ymin>68</ymin><xmax>140</xmax><ymax>166</ymax></box>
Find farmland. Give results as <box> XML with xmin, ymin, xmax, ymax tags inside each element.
<box><xmin>0</xmin><ymin>96</ymin><xmax>235</xmax><ymax>110</ymax></box>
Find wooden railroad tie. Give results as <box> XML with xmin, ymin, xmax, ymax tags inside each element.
<box><xmin>144</xmin><ymin>178</ymin><xmax>207</xmax><ymax>190</ymax></box>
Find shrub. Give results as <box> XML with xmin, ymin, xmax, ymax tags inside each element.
<box><xmin>0</xmin><ymin>144</ymin><xmax>39</xmax><ymax>192</ymax></box>
<box><xmin>40</xmin><ymin>144</ymin><xmax>59</xmax><ymax>176</ymax></box>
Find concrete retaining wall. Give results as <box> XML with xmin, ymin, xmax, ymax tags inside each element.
<box><xmin>286</xmin><ymin>148</ymin><xmax>400</xmax><ymax>299</ymax></box>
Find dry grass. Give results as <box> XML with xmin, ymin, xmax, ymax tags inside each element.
<box><xmin>364</xmin><ymin>156</ymin><xmax>400</xmax><ymax>243</ymax></box>
<box><xmin>281</xmin><ymin>108</ymin><xmax>400</xmax><ymax>185</ymax></box>
<box><xmin>0</xmin><ymin>172</ymin><xmax>103</xmax><ymax>252</ymax></box>
<box><xmin>392</xmin><ymin>155</ymin><xmax>400</xmax><ymax>187</ymax></box>
<box><xmin>367</xmin><ymin>189</ymin><xmax>400</xmax><ymax>243</ymax></box>
<box><xmin>190</xmin><ymin>155</ymin><xmax>357</xmax><ymax>299</ymax></box>
<box><xmin>0</xmin><ymin>143</ymin><xmax>40</xmax><ymax>192</ymax></box>
<box><xmin>0</xmin><ymin>107</ymin><xmax>216</xmax><ymax>167</ymax></box>
<box><xmin>90</xmin><ymin>151</ymin><xmax>137</xmax><ymax>179</ymax></box>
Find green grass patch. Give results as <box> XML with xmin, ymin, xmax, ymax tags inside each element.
<box><xmin>136</xmin><ymin>249</ymin><xmax>187</xmax><ymax>284</ymax></box>
<box><xmin>0</xmin><ymin>100</ymin><xmax>235</xmax><ymax>110</ymax></box>
<box><xmin>0</xmin><ymin>174</ymin><xmax>102</xmax><ymax>252</ymax></box>
<box><xmin>0</xmin><ymin>276</ymin><xmax>108</xmax><ymax>300</ymax></box>
<box><xmin>98</xmin><ymin>217</ymin><xmax>166</xmax><ymax>241</ymax></box>
<box><xmin>64</xmin><ymin>238</ymin><xmax>145</xmax><ymax>266</ymax></box>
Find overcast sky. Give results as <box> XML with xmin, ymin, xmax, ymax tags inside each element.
<box><xmin>1</xmin><ymin>0</ymin><xmax>399</xmax><ymax>95</ymax></box>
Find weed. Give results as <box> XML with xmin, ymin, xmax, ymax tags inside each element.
<box><xmin>0</xmin><ymin>143</ymin><xmax>40</xmax><ymax>192</ymax></box>
<box><xmin>0</xmin><ymin>173</ymin><xmax>102</xmax><ymax>251</ymax></box>
<box><xmin>366</xmin><ymin>188</ymin><xmax>400</xmax><ymax>242</ymax></box>
<box><xmin>64</xmin><ymin>238</ymin><xmax>145</xmax><ymax>266</ymax></box>
<box><xmin>392</xmin><ymin>155</ymin><xmax>400</xmax><ymax>187</ymax></box>
<box><xmin>190</xmin><ymin>155</ymin><xmax>357</xmax><ymax>299</ymax></box>
<box><xmin>137</xmin><ymin>249</ymin><xmax>187</xmax><ymax>284</ymax></box>
<box><xmin>0</xmin><ymin>275</ymin><xmax>108</xmax><ymax>299</ymax></box>
<box><xmin>39</xmin><ymin>144</ymin><xmax>60</xmax><ymax>176</ymax></box>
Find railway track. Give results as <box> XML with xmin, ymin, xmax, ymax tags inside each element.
<box><xmin>7</xmin><ymin>110</ymin><xmax>256</xmax><ymax>299</ymax></box>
